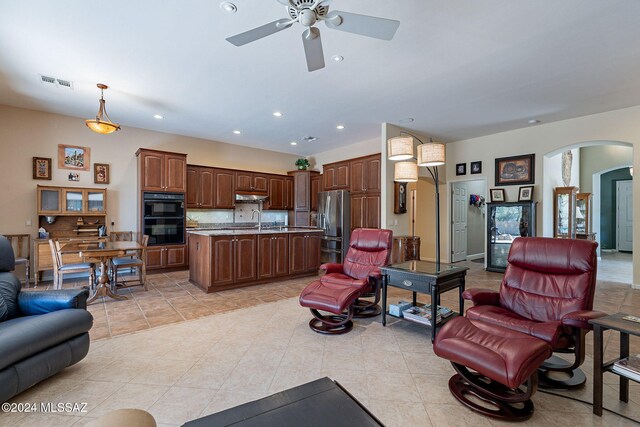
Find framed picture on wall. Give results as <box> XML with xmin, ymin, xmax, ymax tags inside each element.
<box><xmin>394</xmin><ymin>182</ymin><xmax>407</xmax><ymax>214</ymax></box>
<box><xmin>456</xmin><ymin>163</ymin><xmax>466</xmax><ymax>176</ymax></box>
<box><xmin>490</xmin><ymin>188</ymin><xmax>505</xmax><ymax>202</ymax></box>
<box><xmin>470</xmin><ymin>161</ymin><xmax>482</xmax><ymax>174</ymax></box>
<box><xmin>58</xmin><ymin>144</ymin><xmax>90</xmax><ymax>171</ymax></box>
<box><xmin>94</xmin><ymin>163</ymin><xmax>110</xmax><ymax>184</ymax></box>
<box><xmin>495</xmin><ymin>153</ymin><xmax>535</xmax><ymax>186</ymax></box>
<box><xmin>32</xmin><ymin>157</ymin><xmax>52</xmax><ymax>180</ymax></box>
<box><xmin>518</xmin><ymin>185</ymin><xmax>534</xmax><ymax>201</ymax></box>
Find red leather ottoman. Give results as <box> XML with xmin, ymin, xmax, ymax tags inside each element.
<box><xmin>434</xmin><ymin>317</ymin><xmax>552</xmax><ymax>421</ymax></box>
<box><xmin>299</xmin><ymin>279</ymin><xmax>363</xmax><ymax>334</ymax></box>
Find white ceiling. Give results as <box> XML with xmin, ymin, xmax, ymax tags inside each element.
<box><xmin>1</xmin><ymin>0</ymin><xmax>640</xmax><ymax>156</ymax></box>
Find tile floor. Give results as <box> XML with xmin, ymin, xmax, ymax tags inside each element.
<box><xmin>2</xmin><ymin>252</ymin><xmax>638</xmax><ymax>426</ymax></box>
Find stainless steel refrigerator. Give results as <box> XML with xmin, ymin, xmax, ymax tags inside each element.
<box><xmin>317</xmin><ymin>190</ymin><xmax>350</xmax><ymax>264</ymax></box>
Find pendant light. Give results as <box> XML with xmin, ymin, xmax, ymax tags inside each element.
<box><xmin>85</xmin><ymin>83</ymin><xmax>121</xmax><ymax>134</ymax></box>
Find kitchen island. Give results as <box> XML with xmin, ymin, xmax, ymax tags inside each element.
<box><xmin>188</xmin><ymin>228</ymin><xmax>323</xmax><ymax>292</ymax></box>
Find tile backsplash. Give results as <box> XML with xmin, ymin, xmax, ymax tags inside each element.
<box><xmin>187</xmin><ymin>204</ymin><xmax>288</xmax><ymax>226</ymax></box>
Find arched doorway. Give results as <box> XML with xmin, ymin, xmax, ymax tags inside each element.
<box><xmin>543</xmin><ymin>140</ymin><xmax>634</xmax><ymax>284</ymax></box>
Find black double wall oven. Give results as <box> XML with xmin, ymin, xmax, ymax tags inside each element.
<box><xmin>143</xmin><ymin>192</ymin><xmax>185</xmax><ymax>245</ymax></box>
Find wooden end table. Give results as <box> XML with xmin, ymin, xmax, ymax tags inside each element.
<box><xmin>589</xmin><ymin>312</ymin><xmax>640</xmax><ymax>416</ymax></box>
<box><xmin>380</xmin><ymin>261</ymin><xmax>468</xmax><ymax>342</ymax></box>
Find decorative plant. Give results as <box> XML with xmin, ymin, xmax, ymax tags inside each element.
<box><xmin>295</xmin><ymin>158</ymin><xmax>310</xmax><ymax>170</ymax></box>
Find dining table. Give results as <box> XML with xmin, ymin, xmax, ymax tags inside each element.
<box><xmin>60</xmin><ymin>241</ymin><xmax>143</xmax><ymax>304</ymax></box>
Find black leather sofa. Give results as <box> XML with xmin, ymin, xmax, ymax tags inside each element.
<box><xmin>0</xmin><ymin>235</ymin><xmax>93</xmax><ymax>403</ymax></box>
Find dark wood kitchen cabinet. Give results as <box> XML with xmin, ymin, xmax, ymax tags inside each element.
<box><xmin>209</xmin><ymin>235</ymin><xmax>257</xmax><ymax>287</ymax></box>
<box><xmin>289</xmin><ymin>232</ymin><xmax>321</xmax><ymax>275</ymax></box>
<box><xmin>310</xmin><ymin>173</ymin><xmax>323</xmax><ymax>211</ymax></box>
<box><xmin>284</xmin><ymin>176</ymin><xmax>294</xmax><ymax>210</ymax></box>
<box><xmin>146</xmin><ymin>245</ymin><xmax>186</xmax><ymax>270</ymax></box>
<box><xmin>186</xmin><ymin>165</ymin><xmax>214</xmax><ymax>208</ymax></box>
<box><xmin>267</xmin><ymin>175</ymin><xmax>286</xmax><ymax>210</ymax></box>
<box><xmin>258</xmin><ymin>234</ymin><xmax>289</xmax><ymax>279</ymax></box>
<box><xmin>213</xmin><ymin>168</ymin><xmax>235</xmax><ymax>209</ymax></box>
<box><xmin>350</xmin><ymin>154</ymin><xmax>381</xmax><ymax>193</ymax></box>
<box><xmin>323</xmin><ymin>161</ymin><xmax>350</xmax><ymax>190</ymax></box>
<box><xmin>350</xmin><ymin>193</ymin><xmax>381</xmax><ymax>231</ymax></box>
<box><xmin>288</xmin><ymin>170</ymin><xmax>320</xmax><ymax>226</ymax></box>
<box><xmin>136</xmin><ymin>149</ymin><xmax>187</xmax><ymax>193</ymax></box>
<box><xmin>236</xmin><ymin>172</ymin><xmax>268</xmax><ymax>194</ymax></box>
<box><xmin>349</xmin><ymin>154</ymin><xmax>381</xmax><ymax>231</ymax></box>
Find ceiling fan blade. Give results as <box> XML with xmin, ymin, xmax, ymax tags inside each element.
<box><xmin>324</xmin><ymin>11</ymin><xmax>400</xmax><ymax>41</ymax></box>
<box><xmin>226</xmin><ymin>19</ymin><xmax>293</xmax><ymax>47</ymax></box>
<box><xmin>302</xmin><ymin>27</ymin><xmax>325</xmax><ymax>72</ymax></box>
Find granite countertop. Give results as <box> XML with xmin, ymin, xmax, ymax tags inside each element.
<box><xmin>188</xmin><ymin>227</ymin><xmax>323</xmax><ymax>236</ymax></box>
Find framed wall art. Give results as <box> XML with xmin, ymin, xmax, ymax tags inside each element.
<box><xmin>58</xmin><ymin>144</ymin><xmax>90</xmax><ymax>171</ymax></box>
<box><xmin>495</xmin><ymin>153</ymin><xmax>535</xmax><ymax>186</ymax></box>
<box><xmin>32</xmin><ymin>157</ymin><xmax>52</xmax><ymax>180</ymax></box>
<box><xmin>456</xmin><ymin>163</ymin><xmax>466</xmax><ymax>176</ymax></box>
<box><xmin>490</xmin><ymin>188</ymin><xmax>505</xmax><ymax>202</ymax></box>
<box><xmin>94</xmin><ymin>163</ymin><xmax>110</xmax><ymax>184</ymax></box>
<box><xmin>518</xmin><ymin>185</ymin><xmax>534</xmax><ymax>201</ymax></box>
<box><xmin>470</xmin><ymin>161</ymin><xmax>482</xmax><ymax>174</ymax></box>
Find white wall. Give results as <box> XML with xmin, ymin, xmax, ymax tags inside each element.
<box><xmin>0</xmin><ymin>105</ymin><xmax>299</xmax><ymax>235</ymax></box>
<box><xmin>443</xmin><ymin>105</ymin><xmax>640</xmax><ymax>286</ymax></box>
<box><xmin>580</xmin><ymin>145</ymin><xmax>633</xmax><ymax>192</ymax></box>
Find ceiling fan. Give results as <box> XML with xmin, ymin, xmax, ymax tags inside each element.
<box><xmin>225</xmin><ymin>0</ymin><xmax>400</xmax><ymax>72</ymax></box>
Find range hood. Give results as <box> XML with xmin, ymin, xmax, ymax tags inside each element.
<box><xmin>235</xmin><ymin>193</ymin><xmax>269</xmax><ymax>202</ymax></box>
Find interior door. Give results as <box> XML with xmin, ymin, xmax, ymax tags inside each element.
<box><xmin>617</xmin><ymin>180</ymin><xmax>633</xmax><ymax>251</ymax></box>
<box><xmin>451</xmin><ymin>183</ymin><xmax>468</xmax><ymax>262</ymax></box>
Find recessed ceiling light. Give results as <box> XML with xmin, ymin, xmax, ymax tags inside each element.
<box><xmin>331</xmin><ymin>55</ymin><xmax>344</xmax><ymax>62</ymax></box>
<box><xmin>336</xmin><ymin>125</ymin><xmax>345</xmax><ymax>130</ymax></box>
<box><xmin>273</xmin><ymin>111</ymin><xmax>283</xmax><ymax>118</ymax></box>
<box><xmin>290</xmin><ymin>141</ymin><xmax>297</xmax><ymax>146</ymax></box>
<box><xmin>220</xmin><ymin>2</ymin><xmax>237</xmax><ymax>13</ymax></box>
<box><xmin>399</xmin><ymin>118</ymin><xmax>414</xmax><ymax>123</ymax></box>
<box><xmin>233</xmin><ymin>130</ymin><xmax>241</xmax><ymax>134</ymax></box>
<box><xmin>153</xmin><ymin>114</ymin><xmax>164</xmax><ymax>119</ymax></box>
<box><xmin>528</xmin><ymin>119</ymin><xmax>541</xmax><ymax>124</ymax></box>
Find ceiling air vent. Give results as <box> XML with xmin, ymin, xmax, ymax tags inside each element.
<box><xmin>302</xmin><ymin>136</ymin><xmax>318</xmax><ymax>142</ymax></box>
<box><xmin>56</xmin><ymin>79</ymin><xmax>73</xmax><ymax>89</ymax></box>
<box><xmin>39</xmin><ymin>74</ymin><xmax>74</xmax><ymax>89</ymax></box>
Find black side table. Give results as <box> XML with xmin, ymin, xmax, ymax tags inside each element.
<box><xmin>589</xmin><ymin>313</ymin><xmax>640</xmax><ymax>416</ymax></box>
<box><xmin>380</xmin><ymin>261</ymin><xmax>468</xmax><ymax>342</ymax></box>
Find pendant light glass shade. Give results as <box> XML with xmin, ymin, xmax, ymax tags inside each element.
<box><xmin>85</xmin><ymin>84</ymin><xmax>120</xmax><ymax>134</ymax></box>
<box><xmin>394</xmin><ymin>161</ymin><xmax>419</xmax><ymax>182</ymax></box>
<box><xmin>387</xmin><ymin>136</ymin><xmax>415</xmax><ymax>160</ymax></box>
<box><xmin>417</xmin><ymin>142</ymin><xmax>445</xmax><ymax>167</ymax></box>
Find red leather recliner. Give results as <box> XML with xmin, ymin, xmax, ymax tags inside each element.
<box><xmin>299</xmin><ymin>228</ymin><xmax>393</xmax><ymax>334</ymax></box>
<box><xmin>463</xmin><ymin>237</ymin><xmax>606</xmax><ymax>389</ymax></box>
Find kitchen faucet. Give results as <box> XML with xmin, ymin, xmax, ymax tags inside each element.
<box><xmin>251</xmin><ymin>208</ymin><xmax>262</xmax><ymax>231</ymax></box>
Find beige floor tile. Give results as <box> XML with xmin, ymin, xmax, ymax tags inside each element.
<box><xmin>87</xmin><ymin>383</ymin><xmax>169</xmax><ymax>418</ymax></box>
<box><xmin>147</xmin><ymin>386</ymin><xmax>213</xmax><ymax>425</ymax></box>
<box><xmin>368</xmin><ymin>399</ymin><xmax>433</xmax><ymax>427</ymax></box>
<box><xmin>129</xmin><ymin>359</ymin><xmax>195</xmax><ymax>386</ymax></box>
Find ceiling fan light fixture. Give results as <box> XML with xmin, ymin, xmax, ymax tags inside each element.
<box><xmin>85</xmin><ymin>84</ymin><xmax>120</xmax><ymax>135</ymax></box>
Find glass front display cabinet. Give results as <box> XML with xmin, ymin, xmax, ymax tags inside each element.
<box><xmin>486</xmin><ymin>201</ymin><xmax>537</xmax><ymax>272</ymax></box>
<box><xmin>576</xmin><ymin>192</ymin><xmax>595</xmax><ymax>240</ymax></box>
<box><xmin>554</xmin><ymin>186</ymin><xmax>578</xmax><ymax>238</ymax></box>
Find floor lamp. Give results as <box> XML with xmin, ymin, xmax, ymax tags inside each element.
<box><xmin>387</xmin><ymin>132</ymin><xmax>445</xmax><ymax>267</ymax></box>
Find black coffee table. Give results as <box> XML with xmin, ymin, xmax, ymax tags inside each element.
<box><xmin>183</xmin><ymin>377</ymin><xmax>383</xmax><ymax>426</ymax></box>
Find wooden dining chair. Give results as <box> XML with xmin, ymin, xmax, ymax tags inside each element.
<box><xmin>49</xmin><ymin>239</ymin><xmax>96</xmax><ymax>290</ymax></box>
<box><xmin>111</xmin><ymin>235</ymin><xmax>149</xmax><ymax>291</ymax></box>
<box><xmin>3</xmin><ymin>234</ymin><xmax>30</xmax><ymax>286</ymax></box>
